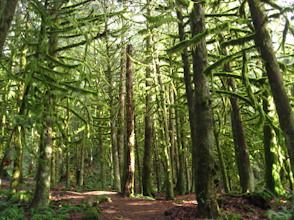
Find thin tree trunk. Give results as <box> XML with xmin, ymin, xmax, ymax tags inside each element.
<box><xmin>156</xmin><ymin>63</ymin><xmax>175</xmax><ymax>201</ymax></box>
<box><xmin>176</xmin><ymin>5</ymin><xmax>197</xmax><ymax>191</ymax></box>
<box><xmin>123</xmin><ymin>44</ymin><xmax>135</xmax><ymax>198</ymax></box>
<box><xmin>248</xmin><ymin>0</ymin><xmax>294</xmax><ymax>176</ymax></box>
<box><xmin>153</xmin><ymin>120</ymin><xmax>161</xmax><ymax>192</ymax></box>
<box><xmin>190</xmin><ymin>2</ymin><xmax>218</xmax><ymax>218</ymax></box>
<box><xmin>213</xmin><ymin>117</ymin><xmax>230</xmax><ymax>193</ymax></box>
<box><xmin>118</xmin><ymin>41</ymin><xmax>126</xmax><ymax>182</ymax></box>
<box><xmin>105</xmin><ymin>21</ymin><xmax>121</xmax><ymax>192</ymax></box>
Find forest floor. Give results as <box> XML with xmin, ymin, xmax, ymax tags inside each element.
<box><xmin>2</xmin><ymin>176</ymin><xmax>289</xmax><ymax>220</ymax></box>
<box><xmin>0</xmin><ymin>174</ymin><xmax>294</xmax><ymax>220</ymax></box>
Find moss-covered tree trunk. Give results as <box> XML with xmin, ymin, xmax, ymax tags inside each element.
<box><xmin>30</xmin><ymin>99</ymin><xmax>52</xmax><ymax>209</ymax></box>
<box><xmin>0</xmin><ymin>0</ymin><xmax>18</xmax><ymax>57</ymax></box>
<box><xmin>168</xmin><ymin>85</ymin><xmax>176</xmax><ymax>183</ymax></box>
<box><xmin>118</xmin><ymin>42</ymin><xmax>126</xmax><ymax>183</ymax></box>
<box><xmin>248</xmin><ymin>0</ymin><xmax>294</xmax><ymax>176</ymax></box>
<box><xmin>105</xmin><ymin>22</ymin><xmax>121</xmax><ymax>192</ymax></box>
<box><xmin>142</xmin><ymin>0</ymin><xmax>154</xmax><ymax>197</ymax></box>
<box><xmin>175</xmin><ymin>112</ymin><xmax>185</xmax><ymax>195</ymax></box>
<box><xmin>10</xmin><ymin>127</ymin><xmax>22</xmax><ymax>195</ymax></box>
<box><xmin>123</xmin><ymin>44</ymin><xmax>135</xmax><ymax>198</ymax></box>
<box><xmin>156</xmin><ymin>63</ymin><xmax>175</xmax><ymax>201</ymax></box>
<box><xmin>190</xmin><ymin>2</ymin><xmax>218</xmax><ymax>218</ymax></box>
<box><xmin>181</xmin><ymin>116</ymin><xmax>191</xmax><ymax>194</ymax></box>
<box><xmin>153</xmin><ymin>120</ymin><xmax>161</xmax><ymax>192</ymax></box>
<box><xmin>78</xmin><ymin>130</ymin><xmax>85</xmax><ymax>186</ymax></box>
<box><xmin>176</xmin><ymin>5</ymin><xmax>196</xmax><ymax>190</ymax></box>
<box><xmin>263</xmin><ymin>95</ymin><xmax>284</xmax><ymax>196</ymax></box>
<box><xmin>213</xmin><ymin>118</ymin><xmax>230</xmax><ymax>193</ymax></box>
<box><xmin>135</xmin><ymin>111</ymin><xmax>142</xmax><ymax>193</ymax></box>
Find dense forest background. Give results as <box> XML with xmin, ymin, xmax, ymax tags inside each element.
<box><xmin>1</xmin><ymin>0</ymin><xmax>294</xmax><ymax>219</ymax></box>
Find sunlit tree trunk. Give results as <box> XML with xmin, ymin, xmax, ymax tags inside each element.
<box><xmin>153</xmin><ymin>120</ymin><xmax>161</xmax><ymax>192</ymax></box>
<box><xmin>135</xmin><ymin>110</ymin><xmax>142</xmax><ymax>193</ymax></box>
<box><xmin>105</xmin><ymin>21</ymin><xmax>121</xmax><ymax>192</ymax></box>
<box><xmin>156</xmin><ymin>63</ymin><xmax>175</xmax><ymax>201</ymax></box>
<box><xmin>123</xmin><ymin>44</ymin><xmax>135</xmax><ymax>198</ymax></box>
<box><xmin>248</xmin><ymin>0</ymin><xmax>294</xmax><ymax>177</ymax></box>
<box><xmin>168</xmin><ymin>84</ymin><xmax>176</xmax><ymax>182</ymax></box>
<box><xmin>190</xmin><ymin>2</ymin><xmax>218</xmax><ymax>218</ymax></box>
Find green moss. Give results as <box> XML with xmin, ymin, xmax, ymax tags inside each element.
<box><xmin>83</xmin><ymin>207</ymin><xmax>101</xmax><ymax>220</ymax></box>
<box><xmin>97</xmin><ymin>195</ymin><xmax>112</xmax><ymax>204</ymax></box>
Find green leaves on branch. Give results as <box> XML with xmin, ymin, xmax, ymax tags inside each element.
<box><xmin>46</xmin><ymin>54</ymin><xmax>80</xmax><ymax>69</ymax></box>
<box><xmin>203</xmin><ymin>46</ymin><xmax>255</xmax><ymax>74</ymax></box>
<box><xmin>166</xmin><ymin>22</ymin><xmax>230</xmax><ymax>54</ymax></box>
<box><xmin>220</xmin><ymin>34</ymin><xmax>255</xmax><ymax>48</ymax></box>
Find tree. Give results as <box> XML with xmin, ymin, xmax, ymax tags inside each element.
<box><xmin>123</xmin><ymin>44</ymin><xmax>135</xmax><ymax>198</ymax></box>
<box><xmin>248</xmin><ymin>0</ymin><xmax>294</xmax><ymax>178</ymax></box>
<box><xmin>190</xmin><ymin>2</ymin><xmax>219</xmax><ymax>218</ymax></box>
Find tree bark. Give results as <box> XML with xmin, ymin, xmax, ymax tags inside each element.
<box><xmin>248</xmin><ymin>0</ymin><xmax>294</xmax><ymax>176</ymax></box>
<box><xmin>30</xmin><ymin>100</ymin><xmax>52</xmax><ymax>209</ymax></box>
<box><xmin>190</xmin><ymin>2</ymin><xmax>218</xmax><ymax>218</ymax></box>
<box><xmin>123</xmin><ymin>44</ymin><xmax>135</xmax><ymax>198</ymax></box>
<box><xmin>0</xmin><ymin>0</ymin><xmax>18</xmax><ymax>57</ymax></box>
<box><xmin>176</xmin><ymin>5</ymin><xmax>197</xmax><ymax>191</ymax></box>
<box><xmin>142</xmin><ymin>0</ymin><xmax>154</xmax><ymax>197</ymax></box>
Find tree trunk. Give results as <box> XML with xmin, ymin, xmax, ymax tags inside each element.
<box><xmin>219</xmin><ymin>34</ymin><xmax>254</xmax><ymax>193</ymax></box>
<box><xmin>142</xmin><ymin>0</ymin><xmax>154</xmax><ymax>197</ymax></box>
<box><xmin>263</xmin><ymin>95</ymin><xmax>284</xmax><ymax>196</ymax></box>
<box><xmin>248</xmin><ymin>0</ymin><xmax>294</xmax><ymax>177</ymax></box>
<box><xmin>0</xmin><ymin>0</ymin><xmax>18</xmax><ymax>57</ymax></box>
<box><xmin>118</xmin><ymin>41</ymin><xmax>126</xmax><ymax>183</ymax></box>
<box><xmin>105</xmin><ymin>21</ymin><xmax>121</xmax><ymax>192</ymax></box>
<box><xmin>30</xmin><ymin>101</ymin><xmax>52</xmax><ymax>209</ymax></box>
<box><xmin>190</xmin><ymin>2</ymin><xmax>218</xmax><ymax>218</ymax></box>
<box><xmin>176</xmin><ymin>5</ymin><xmax>197</xmax><ymax>192</ymax></box>
<box><xmin>78</xmin><ymin>131</ymin><xmax>85</xmax><ymax>186</ymax></box>
<box><xmin>153</xmin><ymin>120</ymin><xmax>161</xmax><ymax>192</ymax></box>
<box><xmin>156</xmin><ymin>63</ymin><xmax>175</xmax><ymax>201</ymax></box>
<box><xmin>123</xmin><ymin>44</ymin><xmax>135</xmax><ymax>198</ymax></box>
<box><xmin>213</xmin><ymin>119</ymin><xmax>230</xmax><ymax>193</ymax></box>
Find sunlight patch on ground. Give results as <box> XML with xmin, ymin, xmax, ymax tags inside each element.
<box><xmin>125</xmin><ymin>201</ymin><xmax>156</xmax><ymax>206</ymax></box>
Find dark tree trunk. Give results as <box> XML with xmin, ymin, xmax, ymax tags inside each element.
<box><xmin>176</xmin><ymin>5</ymin><xmax>197</xmax><ymax>191</ymax></box>
<box><xmin>0</xmin><ymin>0</ymin><xmax>18</xmax><ymax>57</ymax></box>
<box><xmin>248</xmin><ymin>0</ymin><xmax>294</xmax><ymax>176</ymax></box>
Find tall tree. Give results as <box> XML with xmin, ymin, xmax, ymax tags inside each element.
<box><xmin>123</xmin><ymin>44</ymin><xmax>135</xmax><ymax>198</ymax></box>
<box><xmin>190</xmin><ymin>2</ymin><xmax>218</xmax><ymax>218</ymax></box>
<box><xmin>248</xmin><ymin>0</ymin><xmax>294</xmax><ymax>177</ymax></box>
<box><xmin>142</xmin><ymin>0</ymin><xmax>154</xmax><ymax>197</ymax></box>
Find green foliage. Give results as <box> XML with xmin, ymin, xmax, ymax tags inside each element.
<box><xmin>166</xmin><ymin>22</ymin><xmax>230</xmax><ymax>54</ymax></box>
<box><xmin>264</xmin><ymin>206</ymin><xmax>294</xmax><ymax>219</ymax></box>
<box><xmin>83</xmin><ymin>207</ymin><xmax>101</xmax><ymax>220</ymax></box>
